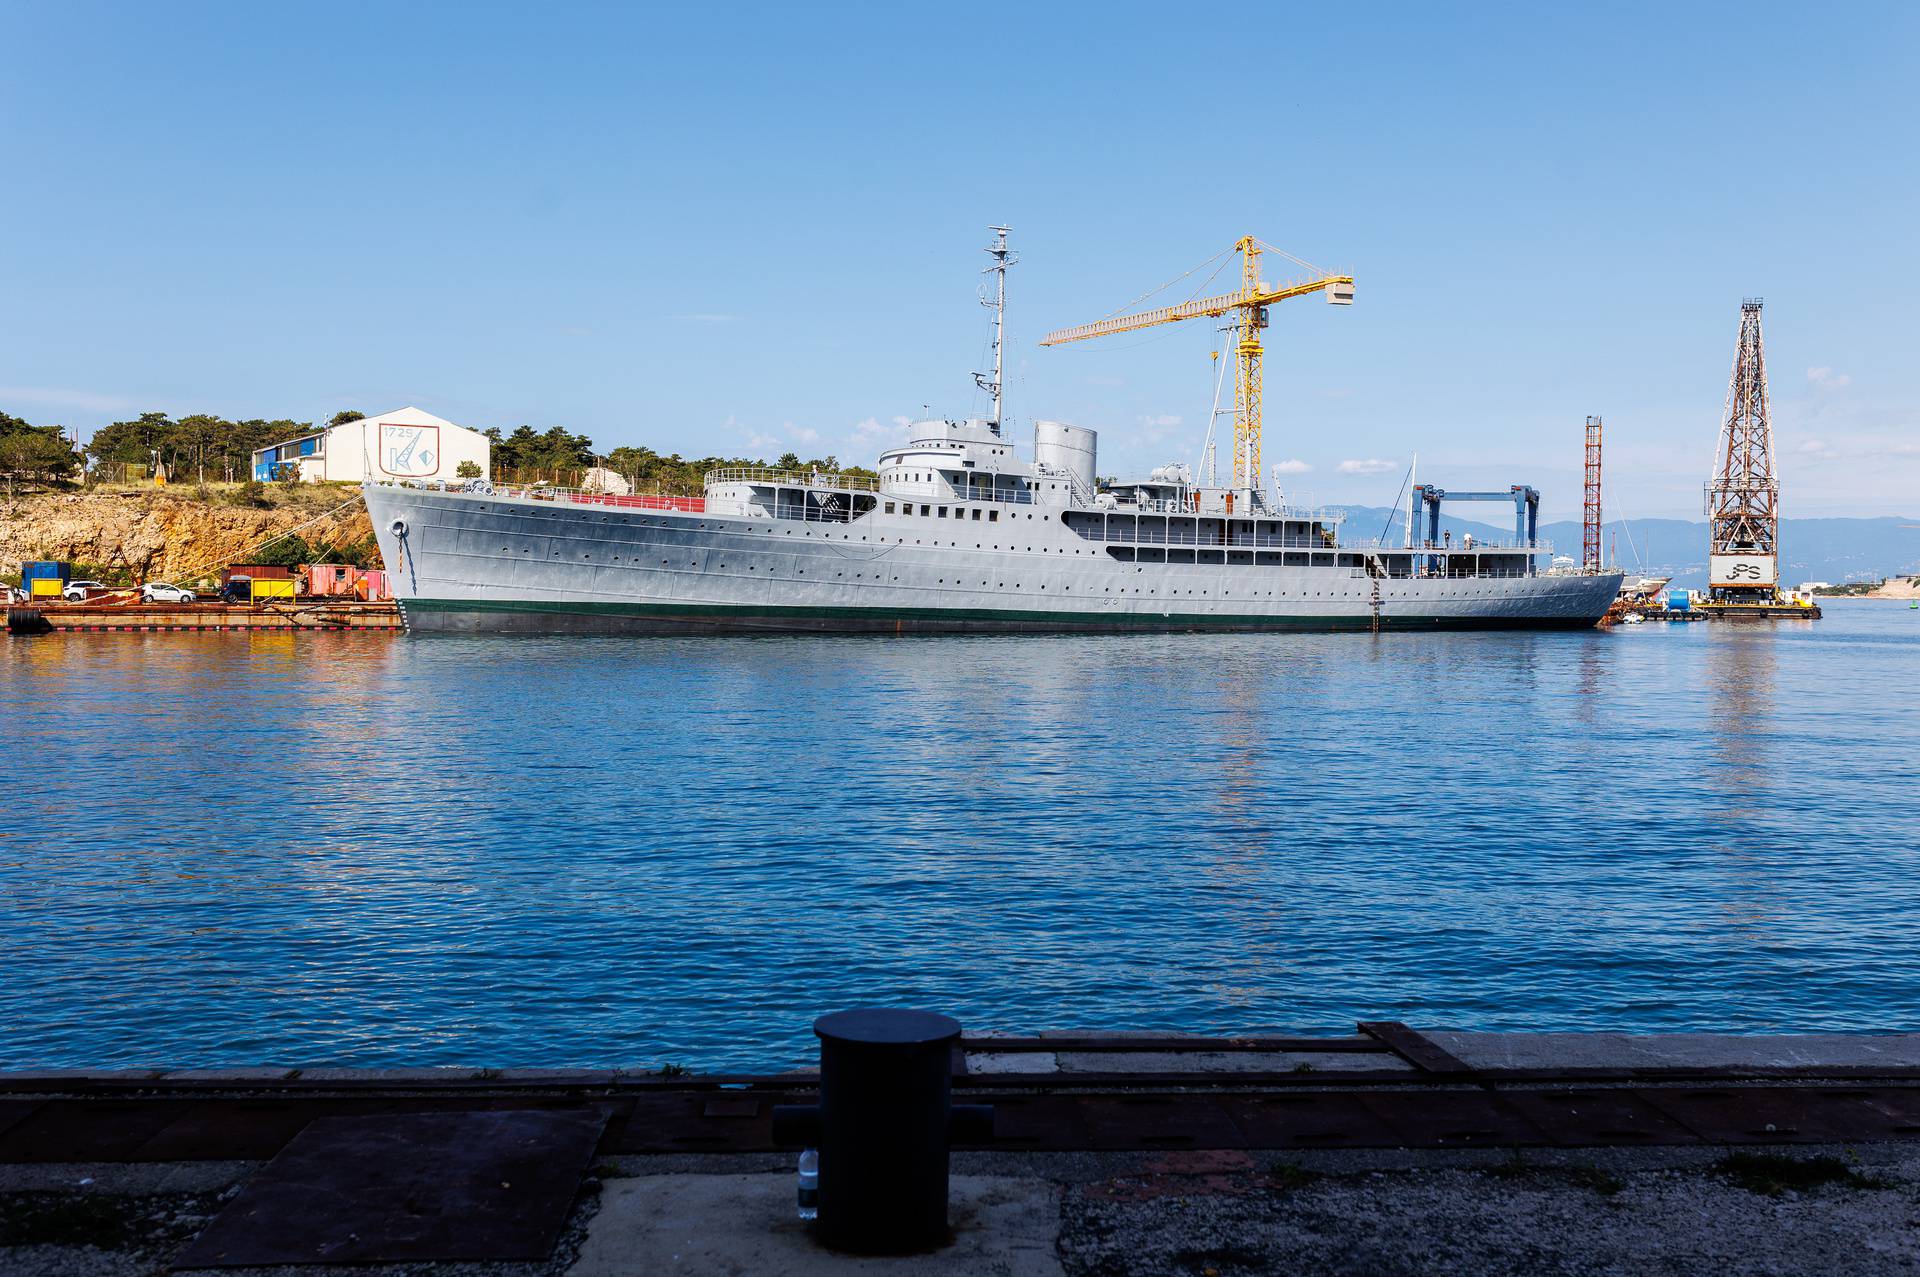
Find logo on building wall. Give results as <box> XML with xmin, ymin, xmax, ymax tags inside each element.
<box><xmin>380</xmin><ymin>425</ymin><xmax>440</xmax><ymax>477</ymax></box>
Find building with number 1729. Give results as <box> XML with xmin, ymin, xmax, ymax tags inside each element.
<box><xmin>251</xmin><ymin>407</ymin><xmax>490</xmax><ymax>484</ymax></box>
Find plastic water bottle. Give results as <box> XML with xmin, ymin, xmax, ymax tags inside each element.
<box><xmin>796</xmin><ymin>1148</ymin><xmax>819</xmax><ymax>1221</ymax></box>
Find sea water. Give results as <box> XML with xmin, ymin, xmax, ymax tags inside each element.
<box><xmin>3</xmin><ymin>605</ymin><xmax>1917</xmax><ymax>1070</ymax></box>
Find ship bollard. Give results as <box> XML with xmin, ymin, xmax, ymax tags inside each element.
<box><xmin>771</xmin><ymin>1008</ymin><xmax>993</xmax><ymax>1253</ymax></box>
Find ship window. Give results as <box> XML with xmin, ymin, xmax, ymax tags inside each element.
<box><xmin>989</xmin><ymin>510</ymin><xmax>998</xmax><ymax>521</ymax></box>
<box><xmin>885</xmin><ymin>502</ymin><xmax>894</xmax><ymax>513</ymax></box>
<box><xmin>920</xmin><ymin>505</ymin><xmax>931</xmax><ymax>516</ymax></box>
<box><xmin>971</xmin><ymin>509</ymin><xmax>981</xmax><ymax>520</ymax></box>
<box><xmin>938</xmin><ymin>507</ymin><xmax>948</xmax><ymax>518</ymax></box>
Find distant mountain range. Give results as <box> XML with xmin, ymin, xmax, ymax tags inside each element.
<box><xmin>1326</xmin><ymin>507</ymin><xmax>1920</xmax><ymax>587</ymax></box>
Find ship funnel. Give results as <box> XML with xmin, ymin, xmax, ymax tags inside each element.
<box><xmin>1033</xmin><ymin>421</ymin><xmax>1096</xmax><ymax>492</ymax></box>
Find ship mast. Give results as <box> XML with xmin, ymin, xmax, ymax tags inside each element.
<box><xmin>974</xmin><ymin>225</ymin><xmax>1016</xmax><ymax>436</ymax></box>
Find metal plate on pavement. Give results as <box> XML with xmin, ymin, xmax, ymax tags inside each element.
<box><xmin>170</xmin><ymin>1107</ymin><xmax>609</xmax><ymax>1268</ymax></box>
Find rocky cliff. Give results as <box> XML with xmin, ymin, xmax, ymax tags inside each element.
<box><xmin>2</xmin><ymin>486</ymin><xmax>376</xmax><ymax>583</ymax></box>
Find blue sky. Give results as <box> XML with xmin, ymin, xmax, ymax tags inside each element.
<box><xmin>3</xmin><ymin>2</ymin><xmax>1915</xmax><ymax>518</ymax></box>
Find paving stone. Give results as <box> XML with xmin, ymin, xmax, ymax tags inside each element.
<box><xmin>0</xmin><ymin>1100</ymin><xmax>194</xmax><ymax>1162</ymax></box>
<box><xmin>1430</xmin><ymin>1031</ymin><xmax>1920</xmax><ymax>1072</ymax></box>
<box><xmin>289</xmin><ymin>1067</ymin><xmax>488</xmax><ymax>1083</ymax></box>
<box><xmin>966</xmin><ymin>1052</ymin><xmax>1060</xmax><ymax>1075</ymax></box>
<box><xmin>0</xmin><ymin>1070</ymin><xmax>163</xmax><ymax>1084</ymax></box>
<box><xmin>155</xmin><ymin>1069</ymin><xmax>297</xmax><ymax>1084</ymax></box>
<box><xmin>568</xmin><ymin>1173</ymin><xmax>1062</xmax><ymax>1275</ymax></box>
<box><xmin>1052</xmin><ymin>1050</ymin><xmax>1410</xmax><ymax>1074</ymax></box>
<box><xmin>490</xmin><ymin>1069</ymin><xmax>618</xmax><ymax>1084</ymax></box>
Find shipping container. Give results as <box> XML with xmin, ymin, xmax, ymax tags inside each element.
<box><xmin>357</xmin><ymin>569</ymin><xmax>391</xmax><ymax>601</ymax></box>
<box><xmin>1667</xmin><ymin>590</ymin><xmax>1691</xmax><ymax>611</ymax></box>
<box><xmin>251</xmin><ymin>578</ymin><xmax>298</xmax><ymax>601</ymax></box>
<box><xmin>21</xmin><ymin>561</ymin><xmax>72</xmax><ymax>583</ymax></box>
<box><xmin>223</xmin><ymin>564</ymin><xmax>295</xmax><ymax>585</ymax></box>
<box><xmin>304</xmin><ymin>563</ymin><xmax>362</xmax><ymax>596</ymax></box>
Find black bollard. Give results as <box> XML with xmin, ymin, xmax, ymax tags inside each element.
<box><xmin>771</xmin><ymin>1008</ymin><xmax>990</xmax><ymax>1253</ymax></box>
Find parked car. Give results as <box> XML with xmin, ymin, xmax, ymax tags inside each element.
<box><xmin>62</xmin><ymin>579</ymin><xmax>109</xmax><ymax>602</ymax></box>
<box><xmin>140</xmin><ymin>582</ymin><xmax>196</xmax><ymax>603</ymax></box>
<box><xmin>219</xmin><ymin>575</ymin><xmax>252</xmax><ymax>604</ymax></box>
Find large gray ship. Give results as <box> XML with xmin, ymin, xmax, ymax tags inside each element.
<box><xmin>365</xmin><ymin>233</ymin><xmax>1619</xmax><ymax>634</ymax></box>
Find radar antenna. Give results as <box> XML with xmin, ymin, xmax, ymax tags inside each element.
<box><xmin>973</xmin><ymin>225</ymin><xmax>1016</xmax><ymax>435</ymax></box>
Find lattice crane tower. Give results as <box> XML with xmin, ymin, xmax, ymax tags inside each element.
<box><xmin>1583</xmin><ymin>416</ymin><xmax>1603</xmax><ymax>574</ymax></box>
<box><xmin>1704</xmin><ymin>300</ymin><xmax>1781</xmax><ymax>602</ymax></box>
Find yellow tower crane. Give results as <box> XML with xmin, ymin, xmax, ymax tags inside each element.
<box><xmin>1039</xmin><ymin>236</ymin><xmax>1353</xmax><ymax>492</ymax></box>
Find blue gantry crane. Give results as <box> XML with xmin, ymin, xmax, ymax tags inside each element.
<box><xmin>1410</xmin><ymin>484</ymin><xmax>1540</xmax><ymax>550</ymax></box>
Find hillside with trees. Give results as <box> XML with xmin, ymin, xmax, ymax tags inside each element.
<box><xmin>0</xmin><ymin>410</ymin><xmax>82</xmax><ymax>490</ymax></box>
<box><xmin>7</xmin><ymin>402</ymin><xmax>874</xmax><ymax>494</ymax></box>
<box><xmin>599</xmin><ymin>444</ymin><xmax>874</xmax><ymax>495</ymax></box>
<box><xmin>3</xmin><ymin>402</ymin><xmax>878</xmax><ymax>581</ymax></box>
<box><xmin>82</xmin><ymin>412</ymin><xmax>308</xmax><ymax>483</ymax></box>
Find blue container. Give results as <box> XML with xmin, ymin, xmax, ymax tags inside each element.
<box><xmin>21</xmin><ymin>561</ymin><xmax>72</xmax><ymax>583</ymax></box>
<box><xmin>1666</xmin><ymin>590</ymin><xmax>1691</xmax><ymax>611</ymax></box>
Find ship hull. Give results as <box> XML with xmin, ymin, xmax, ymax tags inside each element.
<box><xmin>368</xmin><ymin>485</ymin><xmax>1621</xmax><ymax>636</ymax></box>
<box><xmin>398</xmin><ymin>597</ymin><xmax>1607</xmax><ymax>634</ymax></box>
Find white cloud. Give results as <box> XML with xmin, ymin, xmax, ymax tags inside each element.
<box><xmin>1337</xmin><ymin>457</ymin><xmax>1396</xmax><ymax>476</ymax></box>
<box><xmin>747</xmin><ymin>431</ymin><xmax>780</xmax><ymax>451</ymax></box>
<box><xmin>1796</xmin><ymin>438</ymin><xmax>1841</xmax><ymax>461</ymax></box>
<box><xmin>1272</xmin><ymin>458</ymin><xmax>1314</xmax><ymax>475</ymax></box>
<box><xmin>1807</xmin><ymin>366</ymin><xmax>1851</xmax><ymax>389</ymax></box>
<box><xmin>1136</xmin><ymin>413</ymin><xmax>1183</xmax><ymax>428</ymax></box>
<box><xmin>787</xmin><ymin>425</ymin><xmax>821</xmax><ymax>444</ymax></box>
<box><xmin>851</xmin><ymin>415</ymin><xmax>913</xmax><ymax>441</ymax></box>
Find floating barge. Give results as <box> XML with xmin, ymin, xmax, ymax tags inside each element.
<box><xmin>1622</xmin><ymin>601</ymin><xmax>1820</xmax><ymax>623</ymax></box>
<box><xmin>1692</xmin><ymin>599</ymin><xmax>1823</xmax><ymax>620</ymax></box>
<box><xmin>6</xmin><ymin>599</ymin><xmax>403</xmax><ymax>634</ymax></box>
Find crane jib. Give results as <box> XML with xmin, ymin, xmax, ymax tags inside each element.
<box><xmin>1039</xmin><ymin>276</ymin><xmax>1353</xmax><ymax>345</ymax></box>
<box><xmin>1035</xmin><ymin>235</ymin><xmax>1353</xmax><ymax>493</ymax></box>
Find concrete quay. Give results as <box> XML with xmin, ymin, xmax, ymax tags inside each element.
<box><xmin>4</xmin><ymin>1026</ymin><xmax>1920</xmax><ymax>1275</ymax></box>
<box><xmin>5</xmin><ymin>599</ymin><xmax>402</xmax><ymax>634</ymax></box>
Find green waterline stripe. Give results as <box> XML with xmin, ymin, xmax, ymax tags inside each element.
<box><xmin>400</xmin><ymin>597</ymin><xmax>1601</xmax><ymax>631</ymax></box>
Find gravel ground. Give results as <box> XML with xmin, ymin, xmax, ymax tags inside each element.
<box><xmin>1057</xmin><ymin>1147</ymin><xmax>1920</xmax><ymax>1276</ymax></box>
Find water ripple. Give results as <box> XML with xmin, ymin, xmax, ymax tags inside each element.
<box><xmin>3</xmin><ymin>609</ymin><xmax>1918</xmax><ymax>1070</ymax></box>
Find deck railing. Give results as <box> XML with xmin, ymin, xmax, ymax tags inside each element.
<box><xmin>383</xmin><ymin>479</ymin><xmax>709</xmax><ymax>512</ymax></box>
<box><xmin>704</xmin><ymin>466</ymin><xmax>880</xmax><ymax>493</ymax></box>
<box><xmin>1071</xmin><ymin>524</ymin><xmax>1552</xmax><ymax>554</ymax></box>
<box><xmin>1118</xmin><ymin>497</ymin><xmax>1349</xmax><ymax>523</ymax></box>
<box><xmin>495</xmin><ymin>484</ymin><xmax>705</xmax><ymax>512</ymax></box>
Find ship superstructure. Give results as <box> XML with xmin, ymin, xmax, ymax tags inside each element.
<box><xmin>366</xmin><ymin>232</ymin><xmax>1619</xmax><ymax>634</ymax></box>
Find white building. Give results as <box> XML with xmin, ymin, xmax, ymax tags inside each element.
<box><xmin>251</xmin><ymin>407</ymin><xmax>490</xmax><ymax>484</ymax></box>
